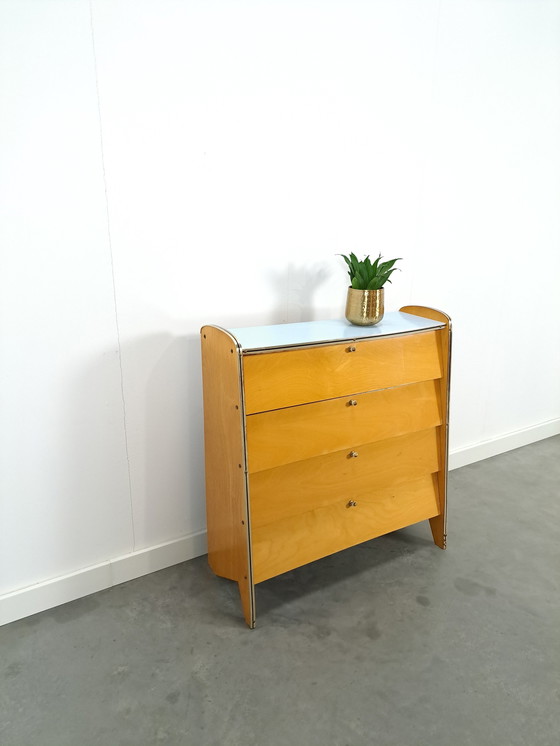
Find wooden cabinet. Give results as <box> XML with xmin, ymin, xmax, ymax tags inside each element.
<box><xmin>201</xmin><ymin>306</ymin><xmax>451</xmax><ymax>628</ymax></box>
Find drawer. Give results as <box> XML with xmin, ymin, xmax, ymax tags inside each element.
<box><xmin>242</xmin><ymin>330</ymin><xmax>442</xmax><ymax>414</ymax></box>
<box><xmin>252</xmin><ymin>474</ymin><xmax>440</xmax><ymax>583</ymax></box>
<box><xmin>246</xmin><ymin>379</ymin><xmax>441</xmax><ymax>472</ymax></box>
<box><xmin>249</xmin><ymin>427</ymin><xmax>440</xmax><ymax>528</ymax></box>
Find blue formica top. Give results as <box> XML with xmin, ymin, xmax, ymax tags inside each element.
<box><xmin>228</xmin><ymin>312</ymin><xmax>444</xmax><ymax>352</ymax></box>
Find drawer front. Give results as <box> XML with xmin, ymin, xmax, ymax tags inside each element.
<box><xmin>252</xmin><ymin>474</ymin><xmax>440</xmax><ymax>583</ymax></box>
<box><xmin>243</xmin><ymin>330</ymin><xmax>442</xmax><ymax>414</ymax></box>
<box><xmin>246</xmin><ymin>379</ymin><xmax>441</xmax><ymax>473</ymax></box>
<box><xmin>249</xmin><ymin>427</ymin><xmax>440</xmax><ymax>528</ymax></box>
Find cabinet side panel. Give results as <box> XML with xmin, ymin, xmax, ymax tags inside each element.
<box><xmin>400</xmin><ymin>307</ymin><xmax>451</xmax><ymax>548</ymax></box>
<box><xmin>201</xmin><ymin>326</ymin><xmax>250</xmax><ymax>582</ymax></box>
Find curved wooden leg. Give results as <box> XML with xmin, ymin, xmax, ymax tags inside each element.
<box><xmin>430</xmin><ymin>514</ymin><xmax>447</xmax><ymax>549</ymax></box>
<box><xmin>238</xmin><ymin>577</ymin><xmax>256</xmax><ymax>629</ymax></box>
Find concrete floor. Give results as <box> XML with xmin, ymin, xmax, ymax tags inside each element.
<box><xmin>1</xmin><ymin>436</ymin><xmax>559</xmax><ymax>746</ymax></box>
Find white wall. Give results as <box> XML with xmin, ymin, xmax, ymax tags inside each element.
<box><xmin>1</xmin><ymin>0</ymin><xmax>559</xmax><ymax>623</ymax></box>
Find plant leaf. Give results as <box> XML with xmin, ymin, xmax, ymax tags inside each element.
<box><xmin>375</xmin><ymin>268</ymin><xmax>399</xmax><ymax>287</ymax></box>
<box><xmin>378</xmin><ymin>257</ymin><xmax>402</xmax><ymax>274</ymax></box>
<box><xmin>341</xmin><ymin>252</ymin><xmax>402</xmax><ymax>289</ymax></box>
<box><xmin>357</xmin><ymin>267</ymin><xmax>369</xmax><ymax>289</ymax></box>
<box><xmin>350</xmin><ymin>254</ymin><xmax>360</xmax><ymax>275</ymax></box>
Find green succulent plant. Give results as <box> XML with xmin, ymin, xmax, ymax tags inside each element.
<box><xmin>339</xmin><ymin>252</ymin><xmax>402</xmax><ymax>290</ymax></box>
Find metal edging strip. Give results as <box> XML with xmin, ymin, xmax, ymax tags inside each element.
<box><xmin>235</xmin><ymin>337</ymin><xmax>256</xmax><ymax>628</ymax></box>
<box><xmin>443</xmin><ymin>318</ymin><xmax>453</xmax><ymax>545</ymax></box>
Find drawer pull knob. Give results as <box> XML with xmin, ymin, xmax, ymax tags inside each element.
<box><xmin>347</xmin><ymin>346</ymin><xmax>357</xmax><ymax>353</ymax></box>
<box><xmin>348</xmin><ymin>399</ymin><xmax>358</xmax><ymax>407</ymax></box>
<box><xmin>347</xmin><ymin>500</ymin><xmax>358</xmax><ymax>508</ymax></box>
<box><xmin>349</xmin><ymin>450</ymin><xmax>359</xmax><ymax>458</ymax></box>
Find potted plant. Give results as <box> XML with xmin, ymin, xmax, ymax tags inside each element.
<box><xmin>339</xmin><ymin>253</ymin><xmax>401</xmax><ymax>326</ymax></box>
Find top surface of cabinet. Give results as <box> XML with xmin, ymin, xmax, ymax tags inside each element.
<box><xmin>227</xmin><ymin>312</ymin><xmax>444</xmax><ymax>352</ymax></box>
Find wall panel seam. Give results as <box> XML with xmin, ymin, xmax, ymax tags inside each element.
<box><xmin>88</xmin><ymin>0</ymin><xmax>136</xmax><ymax>550</ymax></box>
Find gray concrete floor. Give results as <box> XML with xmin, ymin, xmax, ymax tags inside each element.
<box><xmin>1</xmin><ymin>436</ymin><xmax>559</xmax><ymax>746</ymax></box>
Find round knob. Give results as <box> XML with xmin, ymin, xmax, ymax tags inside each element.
<box><xmin>348</xmin><ymin>399</ymin><xmax>358</xmax><ymax>407</ymax></box>
<box><xmin>347</xmin><ymin>346</ymin><xmax>357</xmax><ymax>353</ymax></box>
<box><xmin>349</xmin><ymin>450</ymin><xmax>359</xmax><ymax>458</ymax></box>
<box><xmin>347</xmin><ymin>500</ymin><xmax>357</xmax><ymax>508</ymax></box>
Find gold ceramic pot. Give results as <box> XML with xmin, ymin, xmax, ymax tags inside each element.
<box><xmin>345</xmin><ymin>287</ymin><xmax>384</xmax><ymax>326</ymax></box>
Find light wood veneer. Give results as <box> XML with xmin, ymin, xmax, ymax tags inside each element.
<box><xmin>201</xmin><ymin>307</ymin><xmax>451</xmax><ymax>627</ymax></box>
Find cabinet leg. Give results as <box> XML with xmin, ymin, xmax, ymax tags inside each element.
<box><xmin>430</xmin><ymin>514</ymin><xmax>447</xmax><ymax>549</ymax></box>
<box><xmin>237</xmin><ymin>578</ymin><xmax>256</xmax><ymax>629</ymax></box>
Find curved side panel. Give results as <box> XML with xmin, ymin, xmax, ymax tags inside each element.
<box><xmin>400</xmin><ymin>306</ymin><xmax>452</xmax><ymax>549</ymax></box>
<box><xmin>400</xmin><ymin>305</ymin><xmax>451</xmax><ymax>328</ymax></box>
<box><xmin>201</xmin><ymin>325</ymin><xmax>255</xmax><ymax>627</ymax></box>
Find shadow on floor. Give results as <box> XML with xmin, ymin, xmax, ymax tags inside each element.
<box><xmin>254</xmin><ymin>527</ymin><xmax>435</xmax><ymax>619</ymax></box>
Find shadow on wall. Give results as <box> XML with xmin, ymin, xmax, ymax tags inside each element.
<box><xmin>47</xmin><ymin>346</ymin><xmax>132</xmax><ymax>582</ymax></box>
<box><xmin>48</xmin><ymin>333</ymin><xmax>204</xmax><ymax>583</ymax></box>
<box><xmin>118</xmin><ymin>332</ymin><xmax>206</xmax><ymax>551</ymax></box>
<box><xmin>54</xmin><ymin>266</ymin><xmax>342</xmax><ymax>578</ymax></box>
<box><xmin>266</xmin><ymin>262</ymin><xmax>331</xmax><ymax>323</ymax></box>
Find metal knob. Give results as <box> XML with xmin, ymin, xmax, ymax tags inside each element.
<box><xmin>347</xmin><ymin>346</ymin><xmax>357</xmax><ymax>353</ymax></box>
<box><xmin>347</xmin><ymin>500</ymin><xmax>357</xmax><ymax>508</ymax></box>
<box><xmin>349</xmin><ymin>450</ymin><xmax>359</xmax><ymax>458</ymax></box>
<box><xmin>348</xmin><ymin>399</ymin><xmax>358</xmax><ymax>407</ymax></box>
